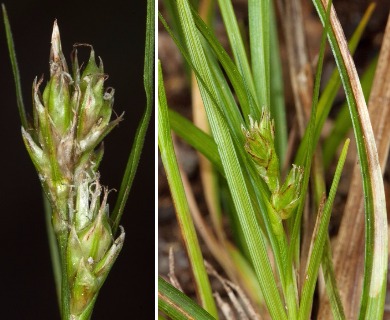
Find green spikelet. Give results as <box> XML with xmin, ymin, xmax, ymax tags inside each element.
<box><xmin>243</xmin><ymin>109</ymin><xmax>303</xmax><ymax>221</ymax></box>
<box><xmin>20</xmin><ymin>21</ymin><xmax>125</xmax><ymax>318</ymax></box>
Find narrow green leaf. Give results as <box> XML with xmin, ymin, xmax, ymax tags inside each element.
<box><xmin>322</xmin><ymin>56</ymin><xmax>377</xmax><ymax>168</ymax></box>
<box><xmin>216</xmin><ymin>0</ymin><xmax>257</xmax><ymax>107</ymax></box>
<box><xmin>160</xmin><ymin>12</ymin><xmax>248</xmax><ymax>146</ymax></box>
<box><xmin>158</xmin><ymin>62</ymin><xmax>218</xmax><ymax>318</ymax></box>
<box><xmin>159</xmin><ymin>12</ymin><xmax>244</xmax><ymax>132</ymax></box>
<box><xmin>269</xmin><ymin>2</ymin><xmax>287</xmax><ymax>167</ymax></box>
<box><xmin>161</xmin><ymin>0</ymin><xmax>192</xmax><ymax>79</ymax></box>
<box><xmin>249</xmin><ymin>0</ymin><xmax>270</xmax><ymax>108</ymax></box>
<box><xmin>294</xmin><ymin>3</ymin><xmax>376</xmax><ymax>166</ymax></box>
<box><xmin>202</xmin><ymin>44</ymin><xmax>244</xmax><ymax>140</ymax></box>
<box><xmin>312</xmin><ymin>1</ymin><xmax>387</xmax><ymax>317</ymax></box>
<box><xmin>161</xmin><ymin>0</ymin><xmax>185</xmax><ymax>48</ymax></box>
<box><xmin>111</xmin><ymin>0</ymin><xmax>154</xmax><ymax>234</ymax></box>
<box><xmin>2</xmin><ymin>4</ymin><xmax>28</xmax><ymax>129</ymax></box>
<box><xmin>158</xmin><ymin>277</ymin><xmax>216</xmax><ymax>320</ymax></box>
<box><xmin>175</xmin><ymin>1</ymin><xmax>287</xmax><ymax>318</ymax></box>
<box><xmin>299</xmin><ymin>139</ymin><xmax>349</xmax><ymax>320</ymax></box>
<box><xmin>163</xmin><ymin>0</ymin><xmax>296</xmax><ymax>316</ymax></box>
<box><xmin>190</xmin><ymin>8</ymin><xmax>256</xmax><ymax>121</ymax></box>
<box><xmin>168</xmin><ymin>109</ymin><xmax>223</xmax><ymax>174</ymax></box>
<box><xmin>322</xmin><ymin>237</ymin><xmax>346</xmax><ymax>320</ymax></box>
<box><xmin>289</xmin><ymin>0</ymin><xmax>333</xmax><ymax>271</ymax></box>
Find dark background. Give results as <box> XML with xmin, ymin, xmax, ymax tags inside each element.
<box><xmin>0</xmin><ymin>1</ymin><xmax>154</xmax><ymax>318</ymax></box>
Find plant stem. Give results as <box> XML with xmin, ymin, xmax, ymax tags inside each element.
<box><xmin>43</xmin><ymin>194</ymin><xmax>61</xmax><ymax>307</ymax></box>
<box><xmin>276</xmin><ymin>228</ymin><xmax>298</xmax><ymax>319</ymax></box>
<box><xmin>58</xmin><ymin>231</ymin><xmax>71</xmax><ymax>319</ymax></box>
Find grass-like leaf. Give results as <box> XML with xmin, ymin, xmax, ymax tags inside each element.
<box><xmin>217</xmin><ymin>0</ymin><xmax>257</xmax><ymax>107</ymax></box>
<box><xmin>249</xmin><ymin>0</ymin><xmax>270</xmax><ymax>107</ymax></box>
<box><xmin>322</xmin><ymin>56</ymin><xmax>377</xmax><ymax>168</ymax></box>
<box><xmin>269</xmin><ymin>2</ymin><xmax>287</xmax><ymax>166</ymax></box>
<box><xmin>158</xmin><ymin>61</ymin><xmax>218</xmax><ymax>317</ymax></box>
<box><xmin>158</xmin><ymin>277</ymin><xmax>216</xmax><ymax>320</ymax></box>
<box><xmin>312</xmin><ymin>1</ymin><xmax>387</xmax><ymax>318</ymax></box>
<box><xmin>111</xmin><ymin>0</ymin><xmax>154</xmax><ymax>234</ymax></box>
<box><xmin>174</xmin><ymin>0</ymin><xmax>287</xmax><ymax>318</ymax></box>
<box><xmin>322</xmin><ymin>237</ymin><xmax>346</xmax><ymax>320</ymax></box>
<box><xmin>294</xmin><ymin>3</ymin><xmax>375</xmax><ymax>166</ymax></box>
<box><xmin>190</xmin><ymin>7</ymin><xmax>254</xmax><ymax>123</ymax></box>
<box><xmin>299</xmin><ymin>139</ymin><xmax>349</xmax><ymax>319</ymax></box>
<box><xmin>168</xmin><ymin>109</ymin><xmax>223</xmax><ymax>174</ymax></box>
<box><xmin>288</xmin><ymin>0</ymin><xmax>332</xmax><ymax>271</ymax></box>
<box><xmin>2</xmin><ymin>4</ymin><xmax>27</xmax><ymax>129</ymax></box>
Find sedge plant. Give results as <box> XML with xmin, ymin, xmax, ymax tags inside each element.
<box><xmin>158</xmin><ymin>0</ymin><xmax>388</xmax><ymax>319</ymax></box>
<box><xmin>3</xmin><ymin>0</ymin><xmax>154</xmax><ymax>318</ymax></box>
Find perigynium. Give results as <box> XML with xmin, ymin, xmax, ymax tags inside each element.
<box><xmin>21</xmin><ymin>21</ymin><xmax>124</xmax><ymax>319</ymax></box>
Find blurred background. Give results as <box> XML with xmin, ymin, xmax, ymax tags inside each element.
<box><xmin>0</xmin><ymin>1</ymin><xmax>154</xmax><ymax>318</ymax></box>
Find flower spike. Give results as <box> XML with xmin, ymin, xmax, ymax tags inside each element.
<box><xmin>19</xmin><ymin>21</ymin><xmax>125</xmax><ymax>318</ymax></box>
<box><xmin>243</xmin><ymin>109</ymin><xmax>303</xmax><ymax>221</ymax></box>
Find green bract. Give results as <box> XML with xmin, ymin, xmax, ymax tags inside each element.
<box><xmin>20</xmin><ymin>21</ymin><xmax>124</xmax><ymax>318</ymax></box>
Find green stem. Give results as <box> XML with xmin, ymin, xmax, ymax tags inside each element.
<box><xmin>58</xmin><ymin>231</ymin><xmax>71</xmax><ymax>320</ymax></box>
<box><xmin>43</xmin><ymin>194</ymin><xmax>61</xmax><ymax>307</ymax></box>
<box><xmin>276</xmin><ymin>227</ymin><xmax>298</xmax><ymax>319</ymax></box>
<box><xmin>267</xmin><ymin>203</ymin><xmax>298</xmax><ymax>319</ymax></box>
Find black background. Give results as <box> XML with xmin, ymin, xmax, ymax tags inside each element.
<box><xmin>0</xmin><ymin>1</ymin><xmax>154</xmax><ymax>318</ymax></box>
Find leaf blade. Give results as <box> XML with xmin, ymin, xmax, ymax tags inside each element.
<box><xmin>158</xmin><ymin>277</ymin><xmax>216</xmax><ymax>320</ymax></box>
<box><xmin>111</xmin><ymin>0</ymin><xmax>154</xmax><ymax>234</ymax></box>
<box><xmin>174</xmin><ymin>1</ymin><xmax>287</xmax><ymax>318</ymax></box>
<box><xmin>2</xmin><ymin>4</ymin><xmax>27</xmax><ymax>129</ymax></box>
<box><xmin>311</xmin><ymin>1</ymin><xmax>387</xmax><ymax>317</ymax></box>
<box><xmin>158</xmin><ymin>61</ymin><xmax>218</xmax><ymax>317</ymax></box>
